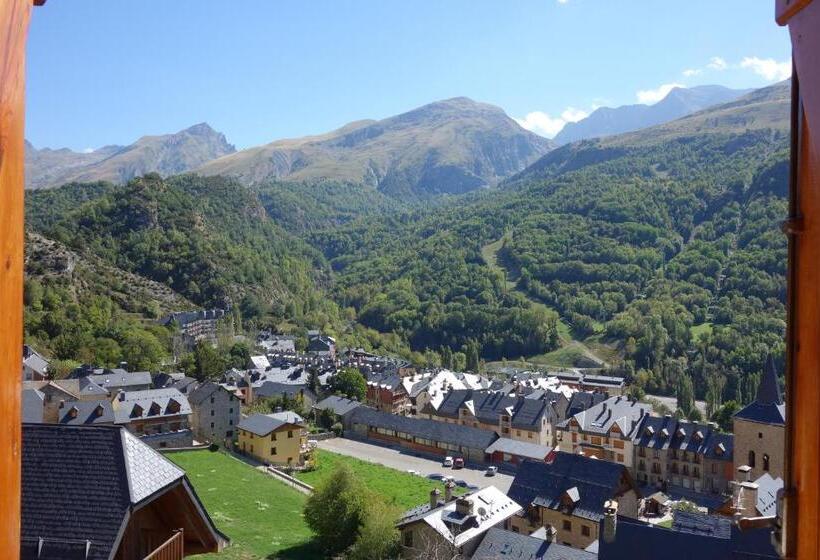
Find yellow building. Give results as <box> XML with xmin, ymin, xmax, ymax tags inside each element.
<box><xmin>237</xmin><ymin>411</ymin><xmax>308</xmax><ymax>466</ymax></box>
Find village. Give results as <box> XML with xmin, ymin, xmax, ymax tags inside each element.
<box><xmin>20</xmin><ymin>311</ymin><xmax>785</xmax><ymax>560</ymax></box>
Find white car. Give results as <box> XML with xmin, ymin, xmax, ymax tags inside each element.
<box><xmin>485</xmin><ymin>466</ymin><xmax>498</xmax><ymax>476</ymax></box>
<box><xmin>407</xmin><ymin>469</ymin><xmax>419</xmax><ymax>476</ymax></box>
<box><xmin>443</xmin><ymin>456</ymin><xmax>454</xmax><ymax>467</ymax></box>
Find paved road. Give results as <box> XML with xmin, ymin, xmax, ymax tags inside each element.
<box><xmin>317</xmin><ymin>438</ymin><xmax>513</xmax><ymax>493</ymax></box>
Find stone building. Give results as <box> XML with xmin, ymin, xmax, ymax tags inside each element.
<box><xmin>188</xmin><ymin>381</ymin><xmax>240</xmax><ymax>447</ymax></box>
<box><xmin>506</xmin><ymin>452</ymin><xmax>641</xmax><ymax>549</ymax></box>
<box><xmin>733</xmin><ymin>357</ymin><xmax>785</xmax><ymax>480</ymax></box>
<box><xmin>556</xmin><ymin>395</ymin><xmax>649</xmax><ymax>469</ymax></box>
<box><xmin>632</xmin><ymin>415</ymin><xmax>734</xmax><ymax>495</ymax></box>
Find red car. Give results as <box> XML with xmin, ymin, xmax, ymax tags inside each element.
<box><xmin>453</xmin><ymin>457</ymin><xmax>465</xmax><ymax>469</ymax></box>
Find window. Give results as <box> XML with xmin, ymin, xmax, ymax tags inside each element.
<box><xmin>226</xmin><ymin>430</ymin><xmax>233</xmax><ymax>437</ymax></box>
<box><xmin>229</xmin><ymin>420</ymin><xmax>233</xmax><ymax>426</ymax></box>
<box><xmin>763</xmin><ymin>454</ymin><xmax>770</xmax><ymax>471</ymax></box>
<box><xmin>272</xmin><ymin>433</ymin><xmax>277</xmax><ymax>441</ymax></box>
<box><xmin>563</xmin><ymin>520</ymin><xmax>572</xmax><ymax>531</ymax></box>
<box><xmin>759</xmin><ymin>432</ymin><xmax>763</xmax><ymax>439</ymax></box>
<box><xmin>271</xmin><ymin>447</ymin><xmax>277</xmax><ymax>455</ymax></box>
<box><xmin>516</xmin><ymin>430</ymin><xmax>521</xmax><ymax>437</ymax></box>
<box><xmin>210</xmin><ymin>397</ymin><xmax>215</xmax><ymax>404</ymax></box>
<box><xmin>528</xmin><ymin>432</ymin><xmax>533</xmax><ymax>439</ymax></box>
<box><xmin>288</xmin><ymin>430</ymin><xmax>293</xmax><ymax>438</ymax></box>
<box><xmin>210</xmin><ymin>422</ymin><xmax>214</xmax><ymax>428</ymax></box>
<box><xmin>404</xmin><ymin>531</ymin><xmax>413</xmax><ymax>547</ymax></box>
<box><xmin>582</xmin><ymin>525</ymin><xmax>591</xmax><ymax>537</ymax></box>
<box><xmin>210</xmin><ymin>410</ymin><xmax>215</xmax><ymax>416</ymax></box>
<box><xmin>712</xmin><ymin>463</ymin><xmax>718</xmax><ymax>474</ymax></box>
<box><xmin>229</xmin><ymin>408</ymin><xmax>233</xmax><ymax>414</ymax></box>
<box><xmin>511</xmin><ymin>526</ymin><xmax>520</xmax><ymax>533</ymax></box>
<box><xmin>749</xmin><ymin>450</ymin><xmax>756</xmax><ymax>468</ymax></box>
<box><xmin>617</xmin><ymin>453</ymin><xmax>624</xmax><ymax>462</ymax></box>
<box><xmin>614</xmin><ymin>439</ymin><xmax>624</xmax><ymax>449</ymax></box>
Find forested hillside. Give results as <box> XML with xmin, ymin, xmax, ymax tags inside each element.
<box><xmin>23</xmin><ymin>83</ymin><xmax>790</xmax><ymax>412</ymax></box>
<box><xmin>309</xmin><ymin>83</ymin><xmax>789</xmax><ymax>409</ymax></box>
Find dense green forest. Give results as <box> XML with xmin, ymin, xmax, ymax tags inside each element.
<box><xmin>23</xmin><ymin>83</ymin><xmax>790</xmax><ymax>412</ymax></box>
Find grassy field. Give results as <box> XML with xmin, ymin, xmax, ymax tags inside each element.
<box><xmin>690</xmin><ymin>322</ymin><xmax>714</xmax><ymax>338</ymax></box>
<box><xmin>167</xmin><ymin>450</ymin><xmax>321</xmax><ymax>560</ymax></box>
<box><xmin>294</xmin><ymin>449</ymin><xmax>463</xmax><ymax>510</ymax></box>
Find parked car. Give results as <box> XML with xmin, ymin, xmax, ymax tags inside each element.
<box><xmin>454</xmin><ymin>479</ymin><xmax>469</xmax><ymax>488</ymax></box>
<box><xmin>443</xmin><ymin>456</ymin><xmax>454</xmax><ymax>467</ymax></box>
<box><xmin>466</xmin><ymin>484</ymin><xmax>480</xmax><ymax>491</ymax></box>
<box><xmin>453</xmin><ymin>457</ymin><xmax>465</xmax><ymax>469</ymax></box>
<box><xmin>407</xmin><ymin>469</ymin><xmax>419</xmax><ymax>476</ymax></box>
<box><xmin>427</xmin><ymin>473</ymin><xmax>445</xmax><ymax>481</ymax></box>
<box><xmin>443</xmin><ymin>475</ymin><xmax>456</xmax><ymax>483</ymax></box>
<box><xmin>485</xmin><ymin>466</ymin><xmax>498</xmax><ymax>476</ymax></box>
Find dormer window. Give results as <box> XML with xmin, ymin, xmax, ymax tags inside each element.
<box><xmin>645</xmin><ymin>426</ymin><xmax>655</xmax><ymax>436</ymax></box>
<box><xmin>660</xmin><ymin>428</ymin><xmax>669</xmax><ymax>439</ymax></box>
<box><xmin>131</xmin><ymin>404</ymin><xmax>144</xmax><ymax>418</ymax></box>
<box><xmin>148</xmin><ymin>402</ymin><xmax>161</xmax><ymax>416</ymax></box>
<box><xmin>167</xmin><ymin>399</ymin><xmax>181</xmax><ymax>414</ymax></box>
<box><xmin>677</xmin><ymin>428</ymin><xmax>686</xmax><ymax>438</ymax></box>
<box><xmin>94</xmin><ymin>405</ymin><xmax>105</xmax><ymax>417</ymax></box>
<box><xmin>716</xmin><ymin>443</ymin><xmax>726</xmax><ymax>455</ymax></box>
<box><xmin>693</xmin><ymin>430</ymin><xmax>703</xmax><ymax>442</ymax></box>
<box><xmin>68</xmin><ymin>406</ymin><xmax>79</xmax><ymax>419</ymax></box>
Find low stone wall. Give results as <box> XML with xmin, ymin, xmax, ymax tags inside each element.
<box><xmin>267</xmin><ymin>466</ymin><xmax>314</xmax><ymax>495</ymax></box>
<box><xmin>307</xmin><ymin>431</ymin><xmax>336</xmax><ymax>442</ymax></box>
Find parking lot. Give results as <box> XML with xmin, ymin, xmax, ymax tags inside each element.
<box><xmin>317</xmin><ymin>437</ymin><xmax>514</xmax><ymax>493</ymax></box>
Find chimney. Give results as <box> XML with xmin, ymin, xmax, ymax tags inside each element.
<box><xmin>737</xmin><ymin>464</ymin><xmax>752</xmax><ymax>482</ymax></box>
<box><xmin>117</xmin><ymin>390</ymin><xmax>126</xmax><ymax>402</ymax></box>
<box><xmin>430</xmin><ymin>488</ymin><xmax>441</xmax><ymax>508</ymax></box>
<box><xmin>444</xmin><ymin>480</ymin><xmax>455</xmax><ymax>502</ymax></box>
<box><xmin>455</xmin><ymin>496</ymin><xmax>474</xmax><ymax>517</ymax></box>
<box><xmin>737</xmin><ymin>482</ymin><xmax>760</xmax><ymax>518</ymax></box>
<box><xmin>603</xmin><ymin>500</ymin><xmax>618</xmax><ymax>543</ymax></box>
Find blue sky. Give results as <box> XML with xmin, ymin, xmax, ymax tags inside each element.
<box><xmin>26</xmin><ymin>0</ymin><xmax>791</xmax><ymax>151</ymax></box>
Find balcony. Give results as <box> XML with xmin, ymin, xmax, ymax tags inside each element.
<box><xmin>143</xmin><ymin>529</ymin><xmax>184</xmax><ymax>560</ymax></box>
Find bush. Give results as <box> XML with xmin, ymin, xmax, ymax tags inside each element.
<box><xmin>332</xmin><ymin>422</ymin><xmax>344</xmax><ymax>436</ymax></box>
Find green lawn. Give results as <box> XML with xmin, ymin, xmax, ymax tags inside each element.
<box><xmin>294</xmin><ymin>449</ymin><xmax>464</xmax><ymax>510</ymax></box>
<box><xmin>167</xmin><ymin>449</ymin><xmax>321</xmax><ymax>560</ymax></box>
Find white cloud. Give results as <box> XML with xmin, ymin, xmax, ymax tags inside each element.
<box><xmin>740</xmin><ymin>56</ymin><xmax>791</xmax><ymax>81</ymax></box>
<box><xmin>707</xmin><ymin>56</ymin><xmax>728</xmax><ymax>71</ymax></box>
<box><xmin>682</xmin><ymin>68</ymin><xmax>701</xmax><ymax>77</ymax></box>
<box><xmin>557</xmin><ymin>0</ymin><xmax>569</xmax><ymax>4</ymax></box>
<box><xmin>514</xmin><ymin>106</ymin><xmax>589</xmax><ymax>138</ymax></box>
<box><xmin>636</xmin><ymin>83</ymin><xmax>684</xmax><ymax>104</ymax></box>
<box><xmin>82</xmin><ymin>148</ymin><xmax>95</xmax><ymax>154</ymax></box>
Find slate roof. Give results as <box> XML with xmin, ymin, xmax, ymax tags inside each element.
<box><xmin>58</xmin><ymin>400</ymin><xmax>115</xmax><ymax>425</ymax></box>
<box><xmin>21</xmin><ymin>389</ymin><xmax>45</xmax><ymax>423</ymax></box>
<box><xmin>597</xmin><ymin>513</ymin><xmax>779</xmax><ymax>560</ymax></box>
<box><xmin>561</xmin><ymin>395</ymin><xmax>647</xmax><ymax>437</ymax></box>
<box><xmin>348</xmin><ymin>406</ymin><xmax>499</xmax><ymax>450</ymax></box>
<box><xmin>20</xmin><ymin>424</ymin><xmax>214</xmax><ymax>560</ymax></box>
<box><xmin>238</xmin><ymin>411</ymin><xmax>307</xmax><ymax>436</ymax></box>
<box><xmin>86</xmin><ymin>370</ymin><xmax>152</xmax><ymax>391</ymax></box>
<box><xmin>472</xmin><ymin>527</ymin><xmax>596</xmax><ymax>560</ymax></box>
<box><xmin>434</xmin><ymin>390</ymin><xmax>550</xmax><ymax>430</ymax></box>
<box><xmin>22</xmin><ymin>346</ymin><xmax>49</xmax><ymax>376</ymax></box>
<box><xmin>734</xmin><ymin>356</ymin><xmax>785</xmax><ymax>425</ymax></box>
<box><xmin>78</xmin><ymin>376</ymin><xmax>110</xmax><ymax>398</ymax></box>
<box><xmin>112</xmin><ymin>388</ymin><xmax>192</xmax><ymax>424</ymax></box>
<box><xmin>312</xmin><ymin>395</ymin><xmax>362</xmax><ymax>416</ymax></box>
<box><xmin>254</xmin><ymin>381</ymin><xmax>315</xmax><ymax>401</ymax></box>
<box><xmin>754</xmin><ymin>473</ymin><xmax>783</xmax><ymax>517</ymax></box>
<box><xmin>633</xmin><ymin>416</ymin><xmax>734</xmax><ymax>461</ymax></box>
<box><xmin>507</xmin><ymin>453</ymin><xmax>636</xmax><ymax>522</ymax></box>
<box><xmin>485</xmin><ymin>438</ymin><xmax>553</xmax><ymax>460</ymax></box>
<box><xmin>566</xmin><ymin>392</ymin><xmax>608</xmax><ymax>418</ymax></box>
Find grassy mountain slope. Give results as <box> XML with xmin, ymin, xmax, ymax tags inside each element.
<box><xmin>198</xmin><ymin>97</ymin><xmax>553</xmax><ymax>198</ymax></box>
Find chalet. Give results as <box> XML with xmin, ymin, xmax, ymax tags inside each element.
<box><xmin>365</xmin><ymin>373</ymin><xmax>410</xmax><ymax>414</ymax></box>
<box><xmin>597</xmin><ymin>507</ymin><xmax>778</xmax><ymax>559</ymax></box>
<box><xmin>254</xmin><ymin>381</ymin><xmax>317</xmax><ymax>407</ymax></box>
<box><xmin>111</xmin><ymin>388</ymin><xmax>193</xmax><ymax>449</ymax></box>
<box><xmin>187</xmin><ymin>382</ymin><xmax>240</xmax><ymax>446</ymax></box>
<box><xmin>554</xmin><ymin>371</ymin><xmax>625</xmax><ymax>395</ymax></box>
<box><xmin>21</xmin><ymin>380</ymin><xmax>80</xmax><ymax>423</ymax></box>
<box><xmin>472</xmin><ymin>527</ymin><xmax>597</xmax><ymax>560</ymax></box>
<box><xmin>344</xmin><ymin>406</ymin><xmax>498</xmax><ymax>464</ymax></box>
<box><xmin>413</xmin><ymin>370</ymin><xmax>493</xmax><ymax>416</ymax></box>
<box><xmin>85</xmin><ymin>370</ymin><xmax>152</xmax><ymax>392</ymax></box>
<box><xmin>307</xmin><ymin>331</ymin><xmax>336</xmax><ymax>359</ymax></box>
<box><xmin>557</xmin><ymin>395</ymin><xmax>648</xmax><ymax>468</ymax></box>
<box><xmin>237</xmin><ymin>411</ymin><xmax>308</xmax><ymax>466</ymax></box>
<box><xmin>397</xmin><ymin>486</ymin><xmax>521</xmax><ymax>560</ymax></box>
<box><xmin>257</xmin><ymin>332</ymin><xmax>297</xmax><ymax>354</ymax></box>
<box><xmin>21</xmin><ymin>424</ymin><xmax>227</xmax><ymax>559</ymax></box>
<box><xmin>632</xmin><ymin>415</ymin><xmax>734</xmax><ymax>495</ymax></box>
<box><xmin>22</xmin><ymin>345</ymin><xmax>48</xmax><ymax>381</ymax></box>
<box><xmin>506</xmin><ymin>453</ymin><xmax>641</xmax><ymax>549</ymax></box>
<box><xmin>427</xmin><ymin>389</ymin><xmax>567</xmax><ymax>446</ymax></box>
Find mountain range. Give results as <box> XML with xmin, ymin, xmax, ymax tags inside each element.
<box><xmin>24</xmin><ymin>80</ymin><xmax>790</xmax><ymax>403</ymax></box>
<box><xmin>553</xmin><ymin>85</ymin><xmax>751</xmax><ymax>145</ymax></box>
<box><xmin>25</xmin><ymin>123</ymin><xmax>235</xmax><ymax>190</ymax></box>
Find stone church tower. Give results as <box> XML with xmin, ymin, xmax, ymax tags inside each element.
<box><xmin>733</xmin><ymin>356</ymin><xmax>786</xmax><ymax>480</ymax></box>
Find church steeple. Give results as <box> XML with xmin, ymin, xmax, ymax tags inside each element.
<box><xmin>757</xmin><ymin>355</ymin><xmax>782</xmax><ymax>406</ymax></box>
